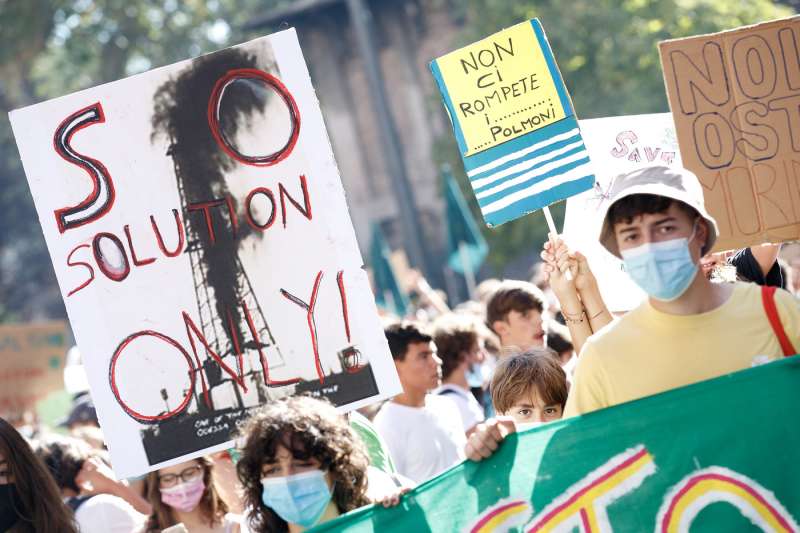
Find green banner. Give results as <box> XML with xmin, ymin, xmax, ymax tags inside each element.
<box><xmin>315</xmin><ymin>357</ymin><xmax>800</xmax><ymax>532</ymax></box>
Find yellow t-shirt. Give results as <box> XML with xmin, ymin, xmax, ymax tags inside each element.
<box><xmin>564</xmin><ymin>282</ymin><xmax>800</xmax><ymax>417</ymax></box>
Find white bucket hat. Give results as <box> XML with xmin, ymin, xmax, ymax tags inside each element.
<box><xmin>598</xmin><ymin>165</ymin><xmax>719</xmax><ymax>258</ymax></box>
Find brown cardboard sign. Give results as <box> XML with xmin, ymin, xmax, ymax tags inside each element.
<box><xmin>0</xmin><ymin>321</ymin><xmax>69</xmax><ymax>417</ymax></box>
<box><xmin>659</xmin><ymin>17</ymin><xmax>800</xmax><ymax>252</ymax></box>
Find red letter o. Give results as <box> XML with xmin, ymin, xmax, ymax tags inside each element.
<box><xmin>207</xmin><ymin>68</ymin><xmax>301</xmax><ymax>167</ymax></box>
<box><xmin>92</xmin><ymin>232</ymin><xmax>130</xmax><ymax>282</ymax></box>
<box><xmin>109</xmin><ymin>330</ymin><xmax>196</xmax><ymax>423</ymax></box>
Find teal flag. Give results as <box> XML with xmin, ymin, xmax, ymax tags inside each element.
<box><xmin>315</xmin><ymin>357</ymin><xmax>800</xmax><ymax>532</ymax></box>
<box><xmin>445</xmin><ymin>166</ymin><xmax>488</xmax><ymax>275</ymax></box>
<box><xmin>369</xmin><ymin>224</ymin><xmax>409</xmax><ymax>317</ymax></box>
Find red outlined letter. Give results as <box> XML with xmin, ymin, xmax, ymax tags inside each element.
<box><xmin>280</xmin><ymin>271</ymin><xmax>325</xmax><ymax>383</ymax></box>
<box><xmin>207</xmin><ymin>68</ymin><xmax>300</xmax><ymax>167</ymax></box>
<box><xmin>245</xmin><ymin>187</ymin><xmax>277</xmax><ymax>231</ymax></box>
<box><xmin>150</xmin><ymin>209</ymin><xmax>186</xmax><ymax>257</ymax></box>
<box><xmin>182</xmin><ymin>310</ymin><xmax>248</xmax><ymax>409</ymax></box>
<box><xmin>150</xmin><ymin>209</ymin><xmax>185</xmax><ymax>257</ymax></box>
<box><xmin>66</xmin><ymin>243</ymin><xmax>95</xmax><ymax>297</ymax></box>
<box><xmin>242</xmin><ymin>300</ymin><xmax>301</xmax><ymax>387</ymax></box>
<box><xmin>225</xmin><ymin>195</ymin><xmax>239</xmax><ymax>239</ymax></box>
<box><xmin>92</xmin><ymin>232</ymin><xmax>130</xmax><ymax>282</ymax></box>
<box><xmin>279</xmin><ymin>174</ymin><xmax>312</xmax><ymax>228</ymax></box>
<box><xmin>187</xmin><ymin>199</ymin><xmax>225</xmax><ymax>245</ymax></box>
<box><xmin>52</xmin><ymin>102</ymin><xmax>115</xmax><ymax>233</ymax></box>
<box><xmin>336</xmin><ymin>270</ymin><xmax>351</xmax><ymax>342</ymax></box>
<box><xmin>108</xmin><ymin>330</ymin><xmax>195</xmax><ymax>423</ymax></box>
<box><xmin>124</xmin><ymin>225</ymin><xmax>156</xmax><ymax>267</ymax></box>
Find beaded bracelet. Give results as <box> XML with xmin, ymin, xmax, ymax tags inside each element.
<box><xmin>562</xmin><ymin>309</ymin><xmax>587</xmax><ymax>324</ymax></box>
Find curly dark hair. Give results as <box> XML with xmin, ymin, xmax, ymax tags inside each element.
<box><xmin>33</xmin><ymin>434</ymin><xmax>91</xmax><ymax>494</ymax></box>
<box><xmin>236</xmin><ymin>396</ymin><xmax>370</xmax><ymax>532</ymax></box>
<box><xmin>142</xmin><ymin>456</ymin><xmax>229</xmax><ymax>532</ymax></box>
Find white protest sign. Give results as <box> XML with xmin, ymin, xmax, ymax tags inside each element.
<box><xmin>563</xmin><ymin>113</ymin><xmax>682</xmax><ymax>312</ymax></box>
<box><xmin>9</xmin><ymin>29</ymin><xmax>401</xmax><ymax>477</ymax></box>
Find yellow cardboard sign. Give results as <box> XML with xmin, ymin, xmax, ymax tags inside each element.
<box><xmin>0</xmin><ymin>321</ymin><xmax>68</xmax><ymax>418</ymax></box>
<box><xmin>659</xmin><ymin>17</ymin><xmax>800</xmax><ymax>252</ymax></box>
<box><xmin>436</xmin><ymin>21</ymin><xmax>566</xmax><ymax>156</ymax></box>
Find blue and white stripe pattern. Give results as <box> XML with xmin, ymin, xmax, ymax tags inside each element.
<box><xmin>464</xmin><ymin>116</ymin><xmax>595</xmax><ymax>227</ymax></box>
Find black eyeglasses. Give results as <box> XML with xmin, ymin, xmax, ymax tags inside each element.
<box><xmin>158</xmin><ymin>464</ymin><xmax>203</xmax><ymax>488</ymax></box>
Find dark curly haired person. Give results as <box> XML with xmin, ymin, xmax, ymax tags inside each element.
<box><xmin>236</xmin><ymin>396</ymin><xmax>405</xmax><ymax>533</ymax></box>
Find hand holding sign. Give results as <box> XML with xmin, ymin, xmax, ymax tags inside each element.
<box><xmin>464</xmin><ymin>417</ymin><xmax>516</xmax><ymax>461</ymax></box>
<box><xmin>542</xmin><ymin>236</ymin><xmax>577</xmax><ymax>281</ymax></box>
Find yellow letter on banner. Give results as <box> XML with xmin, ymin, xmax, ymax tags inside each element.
<box><xmin>656</xmin><ymin>466</ymin><xmax>800</xmax><ymax>533</ymax></box>
<box><xmin>468</xmin><ymin>499</ymin><xmax>533</xmax><ymax>533</ymax></box>
<box><xmin>524</xmin><ymin>445</ymin><xmax>656</xmax><ymax>532</ymax></box>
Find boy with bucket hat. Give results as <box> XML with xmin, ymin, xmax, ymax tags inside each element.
<box><xmin>464</xmin><ymin>166</ymin><xmax>800</xmax><ymax>461</ymax></box>
<box><xmin>563</xmin><ymin>165</ymin><xmax>800</xmax><ymax>416</ymax></box>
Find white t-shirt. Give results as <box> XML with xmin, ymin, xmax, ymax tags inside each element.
<box><xmin>223</xmin><ymin>513</ymin><xmax>243</xmax><ymax>533</ymax></box>
<box><xmin>364</xmin><ymin>465</ymin><xmax>415</xmax><ymax>503</ymax></box>
<box><xmin>73</xmin><ymin>494</ymin><xmax>146</xmax><ymax>533</ymax></box>
<box><xmin>148</xmin><ymin>513</ymin><xmax>242</xmax><ymax>533</ymax></box>
<box><xmin>373</xmin><ymin>395</ymin><xmax>466</xmax><ymax>483</ymax></box>
<box><xmin>435</xmin><ymin>384</ymin><xmax>485</xmax><ymax>432</ymax></box>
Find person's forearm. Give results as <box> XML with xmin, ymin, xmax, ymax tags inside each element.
<box><xmin>424</xmin><ymin>289</ymin><xmax>450</xmax><ymax>315</ymax></box>
<box><xmin>558</xmin><ymin>293</ymin><xmax>593</xmax><ymax>356</ymax></box>
<box><xmin>416</xmin><ymin>277</ymin><xmax>450</xmax><ymax>315</ymax></box>
<box><xmin>110</xmin><ymin>481</ymin><xmax>152</xmax><ymax>515</ymax></box>
<box><xmin>576</xmin><ymin>282</ymin><xmax>613</xmax><ymax>333</ymax></box>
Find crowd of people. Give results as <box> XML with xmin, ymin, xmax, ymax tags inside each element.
<box><xmin>1</xmin><ymin>166</ymin><xmax>799</xmax><ymax>532</ymax></box>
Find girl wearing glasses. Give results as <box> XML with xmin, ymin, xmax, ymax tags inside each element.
<box><xmin>143</xmin><ymin>456</ymin><xmax>242</xmax><ymax>532</ymax></box>
<box><xmin>236</xmin><ymin>396</ymin><xmax>406</xmax><ymax>533</ymax></box>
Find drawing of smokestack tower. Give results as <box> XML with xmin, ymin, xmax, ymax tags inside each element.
<box><xmin>151</xmin><ymin>49</ymin><xmax>289</xmax><ymax>416</ymax></box>
<box><xmin>168</xmin><ymin>139</ymin><xmax>286</xmax><ymax>414</ymax></box>
<box><xmin>142</xmin><ymin>45</ymin><xmax>383</xmax><ymax>467</ymax></box>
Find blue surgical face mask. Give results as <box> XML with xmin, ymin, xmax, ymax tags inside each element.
<box><xmin>261</xmin><ymin>469</ymin><xmax>332</xmax><ymax>528</ymax></box>
<box><xmin>466</xmin><ymin>363</ymin><xmax>484</xmax><ymax>388</ymax></box>
<box><xmin>621</xmin><ymin>223</ymin><xmax>699</xmax><ymax>302</ymax></box>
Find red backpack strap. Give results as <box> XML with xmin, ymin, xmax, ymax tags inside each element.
<box><xmin>761</xmin><ymin>285</ymin><xmax>796</xmax><ymax>357</ymax></box>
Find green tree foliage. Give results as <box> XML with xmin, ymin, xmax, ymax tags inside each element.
<box><xmin>444</xmin><ymin>0</ymin><xmax>792</xmax><ymax>274</ymax></box>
